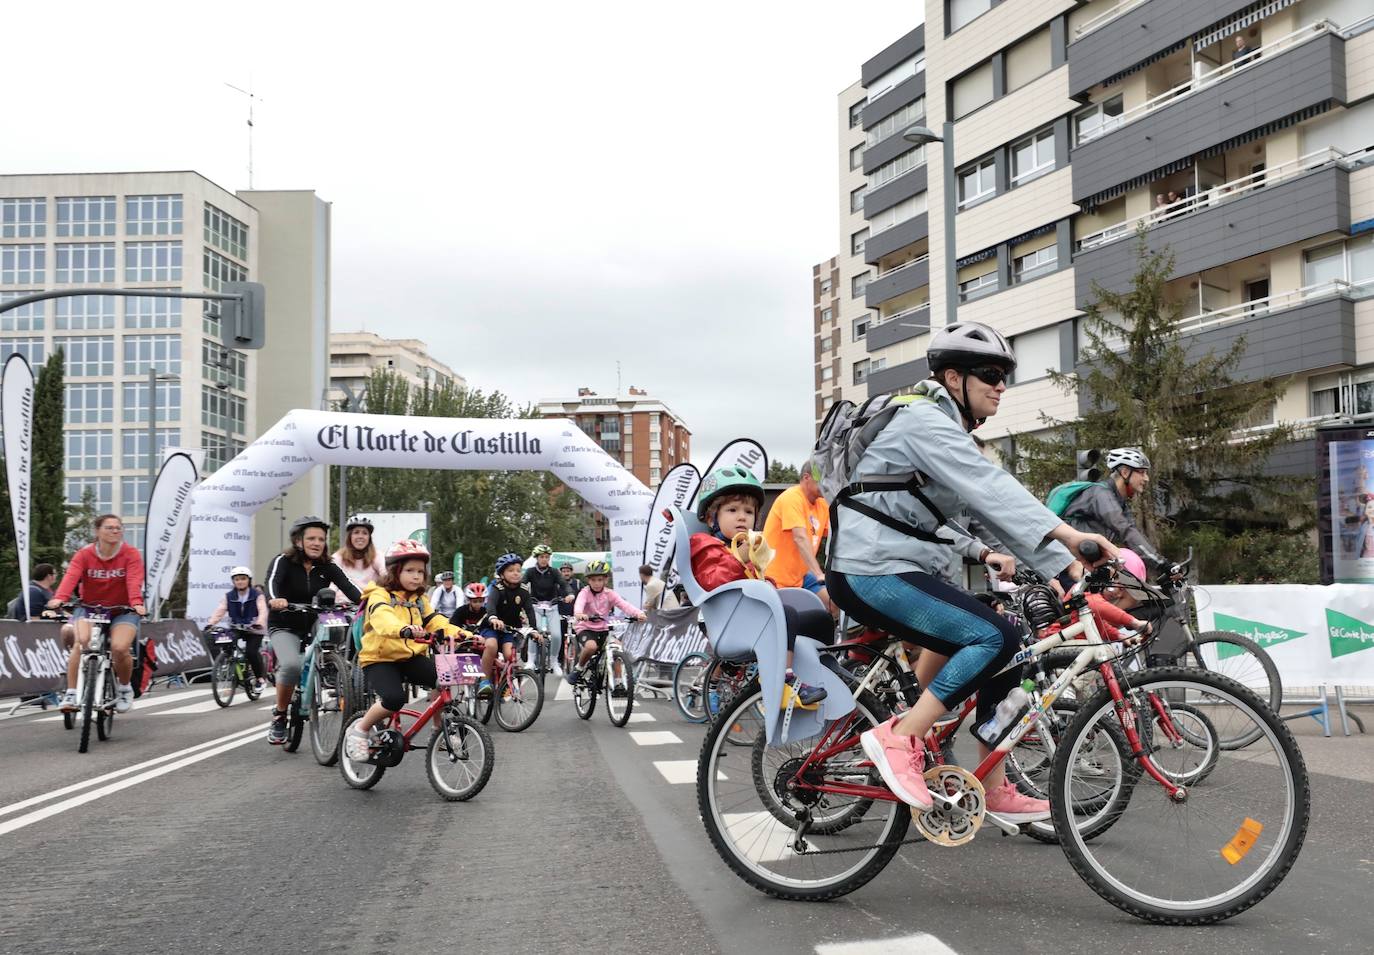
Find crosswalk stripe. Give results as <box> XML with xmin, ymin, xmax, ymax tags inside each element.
<box><xmin>815</xmin><ymin>935</ymin><xmax>959</xmax><ymax>954</ymax></box>
<box><xmin>653</xmin><ymin>759</ymin><xmax>727</xmax><ymax>784</ymax></box>
<box><xmin>625</xmin><ymin>711</ymin><xmax>656</xmax><ymax>723</ymax></box>
<box><xmin>24</xmin><ymin>687</ymin><xmax>213</xmax><ymax>723</ymax></box>
<box><xmin>554</xmin><ymin>681</ymin><xmax>574</xmax><ymax>701</ymax></box>
<box><xmin>628</xmin><ymin>730</ymin><xmax>681</xmax><ymax>746</ymax></box>
<box><xmin>152</xmin><ymin>698</ymin><xmax>238</xmax><ymax>715</ymax></box>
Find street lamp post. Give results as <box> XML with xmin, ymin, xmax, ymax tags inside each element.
<box><xmin>147</xmin><ymin>369</ymin><xmax>180</xmax><ymax>482</ymax></box>
<box><xmin>904</xmin><ymin>122</ymin><xmax>958</xmax><ymax>327</ymax></box>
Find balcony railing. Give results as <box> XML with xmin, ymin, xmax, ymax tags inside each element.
<box><xmin>872</xmin><ymin>302</ymin><xmax>931</xmax><ymax>328</ymax></box>
<box><xmin>1073</xmin><ymin>0</ymin><xmax>1149</xmax><ymax>40</ymax></box>
<box><xmin>1175</xmin><ymin>278</ymin><xmax>1374</xmax><ymax>336</ymax></box>
<box><xmin>875</xmin><ymin>252</ymin><xmax>929</xmax><ymax>279</ymax></box>
<box><xmin>1075</xmin><ymin>145</ymin><xmax>1374</xmax><ymax>252</ymax></box>
<box><xmin>1076</xmin><ymin>20</ymin><xmax>1335</xmax><ymax>147</ymax></box>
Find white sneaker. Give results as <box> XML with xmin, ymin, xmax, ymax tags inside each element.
<box><xmin>58</xmin><ymin>690</ymin><xmax>79</xmax><ymax>713</ymax></box>
<box><xmin>344</xmin><ymin>725</ymin><xmax>372</xmax><ymax>762</ymax></box>
<box><xmin>114</xmin><ymin>684</ymin><xmax>135</xmax><ymax>713</ymax></box>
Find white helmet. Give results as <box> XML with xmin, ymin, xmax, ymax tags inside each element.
<box><xmin>230</xmin><ymin>566</ymin><xmax>252</xmax><ymax>579</ymax></box>
<box><xmin>1106</xmin><ymin>447</ymin><xmax>1151</xmax><ymax>472</ymax></box>
<box><xmin>926</xmin><ymin>321</ymin><xmax>1016</xmax><ymax>372</ymax></box>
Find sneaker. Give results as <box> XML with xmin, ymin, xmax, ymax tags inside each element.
<box><xmin>611</xmin><ymin>684</ymin><xmax>628</xmax><ymax>699</ymax></box>
<box><xmin>476</xmin><ymin>677</ymin><xmax>494</xmax><ymax>700</ymax></box>
<box><xmin>781</xmin><ymin>673</ymin><xmax>826</xmax><ymax>710</ymax></box>
<box><xmin>114</xmin><ymin>684</ymin><xmax>135</xmax><ymax>714</ymax></box>
<box><xmin>344</xmin><ymin>724</ymin><xmax>372</xmax><ymax>762</ymax></box>
<box><xmin>58</xmin><ymin>690</ymin><xmax>79</xmax><ymax>713</ymax></box>
<box><xmin>984</xmin><ymin>780</ymin><xmax>1052</xmax><ymax>823</ymax></box>
<box><xmin>859</xmin><ymin>716</ymin><xmax>932</xmax><ymax>809</ymax></box>
<box><xmin>267</xmin><ymin>712</ymin><xmax>288</xmax><ymax>745</ymax></box>
<box><xmin>566</xmin><ymin>668</ymin><xmax>583</xmax><ymax>686</ymax></box>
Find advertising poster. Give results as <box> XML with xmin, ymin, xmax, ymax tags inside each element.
<box><xmin>1319</xmin><ymin>425</ymin><xmax>1374</xmax><ymax>583</ymax></box>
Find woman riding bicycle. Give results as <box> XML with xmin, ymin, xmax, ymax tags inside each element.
<box><xmin>823</xmin><ymin>321</ymin><xmax>1114</xmax><ymax>819</ymax></box>
<box><xmin>331</xmin><ymin>514</ymin><xmax>385</xmax><ymax>591</ymax></box>
<box><xmin>264</xmin><ymin>516</ymin><xmax>362</xmax><ymax>745</ymax></box>
<box><xmin>205</xmin><ymin>566</ymin><xmax>269</xmax><ymax>690</ymax></box>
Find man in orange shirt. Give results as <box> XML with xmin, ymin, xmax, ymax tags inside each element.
<box><xmin>763</xmin><ymin>460</ymin><xmax>834</xmax><ymax>613</ymax></box>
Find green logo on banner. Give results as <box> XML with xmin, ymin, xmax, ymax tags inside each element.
<box><xmin>1212</xmin><ymin>613</ymin><xmax>1305</xmax><ymax>658</ymax></box>
<box><xmin>1324</xmin><ymin>608</ymin><xmax>1374</xmax><ymax>658</ymax></box>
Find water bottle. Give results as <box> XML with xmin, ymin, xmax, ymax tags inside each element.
<box><xmin>974</xmin><ymin>681</ymin><xmax>1035</xmax><ymax>746</ymax></box>
<box><xmin>708</xmin><ymin>688</ymin><xmax>720</xmax><ymax>715</ymax></box>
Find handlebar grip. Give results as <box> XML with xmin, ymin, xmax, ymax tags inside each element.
<box><xmin>1078</xmin><ymin>540</ymin><xmax>1102</xmax><ymax>563</ymax></box>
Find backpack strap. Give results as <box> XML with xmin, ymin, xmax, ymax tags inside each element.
<box><xmin>833</xmin><ymin>473</ymin><xmax>953</xmax><ymax>546</ymax></box>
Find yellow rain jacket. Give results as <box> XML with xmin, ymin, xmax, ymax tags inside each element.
<box><xmin>359</xmin><ymin>582</ymin><xmax>468</xmax><ymax>666</ymax></box>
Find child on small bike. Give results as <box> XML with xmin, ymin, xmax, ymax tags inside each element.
<box><xmin>480</xmin><ymin>554</ymin><xmax>538</xmax><ymax>699</ymax></box>
<box><xmin>345</xmin><ymin>540</ymin><xmax>472</xmax><ymax>762</ymax></box>
<box><xmin>568</xmin><ymin>560</ymin><xmax>646</xmax><ymax>694</ymax></box>
<box><xmin>451</xmin><ymin>582</ymin><xmax>489</xmax><ymax>631</ymax></box>
<box><xmin>689</xmin><ymin>466</ymin><xmax>831</xmax><ymax>708</ymax></box>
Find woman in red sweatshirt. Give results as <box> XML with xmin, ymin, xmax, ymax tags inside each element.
<box><xmin>50</xmin><ymin>513</ymin><xmax>147</xmax><ymax>714</ymax></box>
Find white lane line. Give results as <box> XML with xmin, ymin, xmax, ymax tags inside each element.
<box><xmin>816</xmin><ymin>935</ymin><xmax>959</xmax><ymax>955</ymax></box>
<box><xmin>653</xmin><ymin>760</ymin><xmax>727</xmax><ymax>785</ymax></box>
<box><xmin>21</xmin><ymin>688</ymin><xmax>213</xmax><ymax>723</ymax></box>
<box><xmin>0</xmin><ymin>722</ymin><xmax>265</xmax><ymax>821</ymax></box>
<box><xmin>152</xmin><ymin>698</ymin><xmax>239</xmax><ymax>715</ymax></box>
<box><xmin>628</xmin><ymin>730</ymin><xmax>681</xmax><ymax>746</ymax></box>
<box><xmin>0</xmin><ymin>724</ymin><xmax>266</xmax><ymax>837</ymax></box>
<box><xmin>626</xmin><ymin>711</ymin><xmax>656</xmax><ymax>723</ymax></box>
<box><xmin>554</xmin><ymin>681</ymin><xmax>574</xmax><ymax>701</ymax></box>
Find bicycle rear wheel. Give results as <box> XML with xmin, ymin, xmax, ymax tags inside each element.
<box><xmin>1051</xmin><ymin>667</ymin><xmax>1308</xmax><ymax>925</ymax></box>
<box><xmin>673</xmin><ymin>652</ymin><xmax>710</xmax><ymax>723</ymax></box>
<box><xmin>1189</xmin><ymin>631</ymin><xmax>1280</xmax><ymax>748</ymax></box>
<box><xmin>605</xmin><ymin>650</ymin><xmax>635</xmax><ymax>727</ymax></box>
<box><xmin>96</xmin><ymin>674</ymin><xmax>115</xmax><ymax>741</ymax></box>
<box><xmin>211</xmin><ymin>651</ymin><xmax>237</xmax><ymax>708</ymax></box>
<box><xmin>427</xmin><ymin>707</ymin><xmax>495</xmax><ymax>800</ymax></box>
<box><xmin>283</xmin><ymin>696</ymin><xmax>305</xmax><ymax>753</ymax></box>
<box><xmin>573</xmin><ymin>659</ymin><xmax>598</xmax><ymax>720</ymax></box>
<box><xmin>338</xmin><ymin>714</ymin><xmax>386</xmax><ymax>790</ymax></box>
<box><xmin>495</xmin><ymin>668</ymin><xmax>544</xmax><ymax>732</ymax></box>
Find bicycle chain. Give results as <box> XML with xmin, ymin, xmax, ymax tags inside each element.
<box><xmin>779</xmin><ymin>818</ymin><xmax>930</xmax><ymax>857</ymax></box>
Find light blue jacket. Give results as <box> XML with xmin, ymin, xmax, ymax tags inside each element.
<box><xmin>829</xmin><ymin>381</ymin><xmax>1073</xmax><ymax>582</ymax></box>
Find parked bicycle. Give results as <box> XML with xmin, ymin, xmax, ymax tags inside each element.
<box><xmin>570</xmin><ymin>615</ymin><xmax>635</xmax><ymax>727</ymax></box>
<box><xmin>209</xmin><ymin>624</ymin><xmax>267</xmax><ymax>707</ymax></box>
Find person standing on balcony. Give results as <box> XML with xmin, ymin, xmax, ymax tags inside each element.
<box><xmin>1232</xmin><ymin>33</ymin><xmax>1255</xmax><ymax>63</ymax></box>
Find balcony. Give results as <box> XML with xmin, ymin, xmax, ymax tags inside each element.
<box><xmin>864</xmin><ymin>213</ymin><xmax>929</xmax><ymax>265</ymax></box>
<box><xmin>863</xmin><ymin>162</ymin><xmax>928</xmax><ymax>218</ymax></box>
<box><xmin>866</xmin><ymin>356</ymin><xmax>929</xmax><ymax>398</ymax></box>
<box><xmin>1071</xmin><ymin>22</ymin><xmax>1347</xmax><ymax>203</ymax></box>
<box><xmin>867</xmin><ymin>303</ymin><xmax>931</xmax><ymax>352</ymax></box>
<box><xmin>866</xmin><ymin>254</ymin><xmax>929</xmax><ymax>308</ymax></box>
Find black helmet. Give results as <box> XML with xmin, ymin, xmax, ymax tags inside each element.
<box><xmin>289</xmin><ymin>515</ymin><xmax>331</xmax><ymax>537</ymax></box>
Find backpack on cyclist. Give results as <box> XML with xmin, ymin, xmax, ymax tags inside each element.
<box><xmin>1045</xmin><ymin>480</ymin><xmax>1096</xmax><ymax>517</ymax></box>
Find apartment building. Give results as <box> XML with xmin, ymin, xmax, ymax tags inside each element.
<box><xmin>820</xmin><ymin>0</ymin><xmax>1374</xmax><ymax>475</ymax></box>
<box><xmin>0</xmin><ymin>172</ymin><xmax>330</xmax><ymax>571</ymax></box>
<box><xmin>328</xmin><ymin>331</ymin><xmax>464</xmax><ymax>405</ymax></box>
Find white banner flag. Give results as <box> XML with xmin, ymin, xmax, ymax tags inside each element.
<box><xmin>1</xmin><ymin>354</ymin><xmax>35</xmax><ymax>619</ymax></box>
<box><xmin>639</xmin><ymin>463</ymin><xmax>701</xmax><ymax>604</ymax></box>
<box><xmin>143</xmin><ymin>451</ymin><xmax>198</xmax><ymax>614</ymax></box>
<box><xmin>700</xmin><ymin>437</ymin><xmax>769</xmax><ymax>488</ymax></box>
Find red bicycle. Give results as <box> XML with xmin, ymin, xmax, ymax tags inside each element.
<box><xmin>339</xmin><ymin>643</ymin><xmax>495</xmax><ymax>800</ymax></box>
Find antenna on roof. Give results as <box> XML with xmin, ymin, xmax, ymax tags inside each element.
<box><xmin>225</xmin><ymin>80</ymin><xmax>264</xmax><ymax>189</ymax></box>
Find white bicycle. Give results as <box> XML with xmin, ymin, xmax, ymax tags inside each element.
<box><xmin>56</xmin><ymin>604</ymin><xmax>134</xmax><ymax>754</ymax></box>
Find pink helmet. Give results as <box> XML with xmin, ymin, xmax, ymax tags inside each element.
<box><xmin>1117</xmin><ymin>548</ymin><xmax>1146</xmax><ymax>580</ymax></box>
<box><xmin>385</xmin><ymin>539</ymin><xmax>431</xmax><ymax>566</ymax></box>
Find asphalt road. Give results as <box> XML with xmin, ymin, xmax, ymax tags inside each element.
<box><xmin>1</xmin><ymin>682</ymin><xmax>1371</xmax><ymax>955</ymax></box>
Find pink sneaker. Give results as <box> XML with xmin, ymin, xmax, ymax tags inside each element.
<box><xmin>985</xmin><ymin>780</ymin><xmax>1051</xmax><ymax>823</ymax></box>
<box><xmin>859</xmin><ymin>716</ymin><xmax>932</xmax><ymax>809</ymax></box>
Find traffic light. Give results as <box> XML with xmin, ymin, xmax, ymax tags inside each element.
<box><xmin>1076</xmin><ymin>449</ymin><xmax>1102</xmax><ymax>482</ymax></box>
<box><xmin>220</xmin><ymin>281</ymin><xmax>266</xmax><ymax>349</ymax></box>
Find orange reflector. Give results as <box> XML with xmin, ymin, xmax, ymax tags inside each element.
<box><xmin>1221</xmin><ymin>818</ymin><xmax>1263</xmax><ymax>864</ymax></box>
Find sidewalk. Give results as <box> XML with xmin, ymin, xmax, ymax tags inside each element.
<box><xmin>1282</xmin><ymin>704</ymin><xmax>1374</xmax><ymax>782</ymax></box>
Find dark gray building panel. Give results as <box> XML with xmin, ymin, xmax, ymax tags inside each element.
<box><xmin>862</xmin><ymin>24</ymin><xmax>926</xmax><ymax>88</ymax></box>
<box><xmin>864</xmin><ymin>133</ymin><xmax>925</xmax><ymax>175</ymax></box>
<box><xmin>863</xmin><ymin>164</ymin><xmax>928</xmax><ymax>218</ymax></box>
<box><xmin>865</xmin><ymin>213</ymin><xmax>929</xmax><ymax>264</ymax></box>
<box><xmin>867</xmin><ymin>310</ymin><xmax>931</xmax><ymax>352</ymax></box>
<box><xmin>864</xmin><ymin>73</ymin><xmax>927</xmax><ymax>128</ymax></box>
<box><xmin>867</xmin><ymin>356</ymin><xmax>930</xmax><ymax>397</ymax></box>
<box><xmin>1073</xmin><ymin>166</ymin><xmax>1350</xmax><ymax>300</ymax></box>
<box><xmin>866</xmin><ymin>256</ymin><xmax>930</xmax><ymax>308</ymax></box>
<box><xmin>1264</xmin><ymin>438</ymin><xmax>1316</xmax><ymax>478</ymax></box>
<box><xmin>1070</xmin><ymin>33</ymin><xmax>1346</xmax><ymax>203</ymax></box>
<box><xmin>1067</xmin><ymin>0</ymin><xmax>1260</xmax><ymax>97</ymax></box>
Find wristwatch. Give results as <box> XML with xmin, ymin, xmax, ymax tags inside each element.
<box><xmin>978</xmin><ymin>547</ymin><xmax>992</xmax><ymax>563</ymax></box>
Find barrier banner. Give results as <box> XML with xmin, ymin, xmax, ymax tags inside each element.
<box><xmin>620</xmin><ymin>606</ymin><xmax>707</xmax><ymax>665</ymax></box>
<box><xmin>1197</xmin><ymin>584</ymin><xmax>1374</xmax><ymax>688</ymax></box>
<box><xmin>1</xmin><ymin>353</ymin><xmax>35</xmax><ymax>620</ymax></box>
<box><xmin>0</xmin><ymin>619</ymin><xmax>210</xmax><ymax>697</ymax></box>
<box><xmin>143</xmin><ymin>452</ymin><xmax>198</xmax><ymax>614</ymax></box>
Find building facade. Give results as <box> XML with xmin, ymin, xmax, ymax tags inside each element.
<box><xmin>328</xmin><ymin>331</ymin><xmax>464</xmax><ymax>405</ymax></box>
<box><xmin>0</xmin><ymin>171</ymin><xmax>330</xmax><ymax>573</ymax></box>
<box><xmin>819</xmin><ymin>0</ymin><xmax>1374</xmax><ymax>467</ymax></box>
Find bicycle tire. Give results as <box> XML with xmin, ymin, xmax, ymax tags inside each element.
<box><xmin>749</xmin><ymin>715</ymin><xmax>882</xmax><ymax>836</ymax></box>
<box><xmin>1138</xmin><ymin>698</ymin><xmax>1219</xmax><ymax>787</ymax></box>
<box><xmin>1050</xmin><ymin>666</ymin><xmax>1309</xmax><ymax>925</ymax></box>
<box><xmin>283</xmin><ymin>696</ymin><xmax>305</xmax><ymax>753</ymax></box>
<box><xmin>309</xmin><ymin>661</ymin><xmax>344</xmax><ymax>766</ymax></box>
<box><xmin>426</xmin><ymin>708</ymin><xmax>495</xmax><ymax>801</ymax></box>
<box><xmin>243</xmin><ymin>662</ymin><xmax>263</xmax><ymax>701</ymax></box>
<box><xmin>78</xmin><ymin>657</ymin><xmax>99</xmax><ymax>754</ymax></box>
<box><xmin>573</xmin><ymin>668</ymin><xmax>597</xmax><ymax>721</ymax></box>
<box><xmin>606</xmin><ymin>650</ymin><xmax>635</xmax><ymax>727</ymax></box>
<box><xmin>338</xmin><ymin>714</ymin><xmax>385</xmax><ymax>790</ymax></box>
<box><xmin>673</xmin><ymin>652</ymin><xmax>711</xmax><ymax>723</ymax></box>
<box><xmin>211</xmin><ymin>650</ymin><xmax>237</xmax><ymax>708</ymax></box>
<box><xmin>495</xmin><ymin>668</ymin><xmax>544</xmax><ymax>732</ymax></box>
<box><xmin>1189</xmin><ymin>631</ymin><xmax>1280</xmax><ymax>748</ymax></box>
<box><xmin>63</xmin><ymin>711</ymin><xmax>74</xmax><ymax>731</ymax></box>
<box><xmin>699</xmin><ymin>680</ymin><xmax>909</xmax><ymax>901</ymax></box>
<box><xmin>343</xmin><ymin>660</ymin><xmax>371</xmax><ymax>717</ymax></box>
<box><xmin>96</xmin><ymin>673</ymin><xmax>115</xmax><ymax>742</ymax></box>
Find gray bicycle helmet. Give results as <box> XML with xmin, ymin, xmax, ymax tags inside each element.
<box><xmin>289</xmin><ymin>515</ymin><xmax>330</xmax><ymax>537</ymax></box>
<box><xmin>926</xmin><ymin>321</ymin><xmax>1016</xmax><ymax>372</ymax></box>
<box><xmin>1106</xmin><ymin>447</ymin><xmax>1151</xmax><ymax>472</ymax></box>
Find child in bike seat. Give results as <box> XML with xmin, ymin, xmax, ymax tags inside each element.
<box><xmin>344</xmin><ymin>540</ymin><xmax>470</xmax><ymax>763</ymax></box>
<box><xmin>689</xmin><ymin>466</ymin><xmax>832</xmax><ymax>709</ymax></box>
<box><xmin>569</xmin><ymin>560</ymin><xmax>646</xmax><ymax>694</ymax></box>
<box><xmin>1042</xmin><ymin>548</ymin><xmax>1154</xmax><ymax>642</ymax></box>
<box><xmin>480</xmin><ymin>553</ymin><xmax>538</xmax><ymax>699</ymax></box>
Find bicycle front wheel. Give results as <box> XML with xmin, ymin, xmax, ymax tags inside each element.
<box><xmin>78</xmin><ymin>657</ymin><xmax>99</xmax><ymax>754</ymax></box>
<box><xmin>310</xmin><ymin>660</ymin><xmax>345</xmax><ymax>766</ymax></box>
<box><xmin>283</xmin><ymin>696</ymin><xmax>305</xmax><ymax>753</ymax></box>
<box><xmin>673</xmin><ymin>652</ymin><xmax>710</xmax><ymax>723</ymax></box>
<box><xmin>427</xmin><ymin>707</ymin><xmax>495</xmax><ymax>801</ymax></box>
<box><xmin>1051</xmin><ymin>667</ymin><xmax>1309</xmax><ymax>925</ymax></box>
<box><xmin>605</xmin><ymin>650</ymin><xmax>635</xmax><ymax>727</ymax></box>
<box><xmin>211</xmin><ymin>651</ymin><xmax>237</xmax><ymax>708</ymax></box>
<box><xmin>1190</xmin><ymin>631</ymin><xmax>1281</xmax><ymax>748</ymax></box>
<box><xmin>495</xmin><ymin>668</ymin><xmax>544</xmax><ymax>732</ymax></box>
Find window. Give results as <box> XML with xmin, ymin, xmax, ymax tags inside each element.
<box><xmin>1013</xmin><ymin>244</ymin><xmax>1058</xmax><ymax>283</ymax></box>
<box><xmin>124</xmin><ymin>380</ymin><xmax>182</xmax><ymax>424</ymax></box>
<box><xmin>821</xmin><ymin>366</ymin><xmax>834</xmax><ymax>381</ymax></box>
<box><xmin>868</xmin><ymin>192</ymin><xmax>926</xmax><ymax>233</ymax></box>
<box><xmin>122</xmin><ymin>429</ymin><xmax>180</xmax><ymax>470</ymax></box>
<box><xmin>1351</xmin><ymin>234</ymin><xmax>1374</xmax><ymax>284</ymax></box>
<box><xmin>850</xmin><ymin>143</ymin><xmax>865</xmax><ymax>170</ymax></box>
<box><xmin>849</xmin><ymin>99</ymin><xmax>867</xmax><ymax>129</ymax></box>
<box><xmin>204</xmin><ymin>203</ymin><xmax>248</xmax><ymax>258</ymax></box>
<box><xmin>1</xmin><ymin>244</ymin><xmax>45</xmax><ymax>284</ymax></box>
<box><xmin>853</xmin><ymin>316</ymin><xmax>870</xmax><ymax>341</ymax></box>
<box><xmin>959</xmin><ymin>269</ymin><xmax>999</xmax><ymax>302</ymax></box>
<box><xmin>852</xmin><ymin>272</ymin><xmax>870</xmax><ymax>297</ymax></box>
<box><xmin>1075</xmin><ymin>94</ymin><xmax>1124</xmax><ymax>144</ymax></box>
<box><xmin>1011</xmin><ymin>127</ymin><xmax>1055</xmax><ymax>185</ymax></box>
<box><xmin>54</xmin><ymin>243</ymin><xmax>116</xmax><ymax>283</ymax></box>
<box><xmin>5</xmin><ymin>338</ymin><xmax>45</xmax><ymax>366</ymax></box>
<box><xmin>854</xmin><ymin>359</ymin><xmax>870</xmax><ymax>384</ymax></box>
<box><xmin>203</xmin><ymin>340</ymin><xmax>246</xmax><ymax>390</ymax></box>
<box><xmin>1006</xmin><ymin>27</ymin><xmax>1052</xmax><ymax>93</ymax></box>
<box><xmin>866</xmin><ymin>99</ymin><xmax>925</xmax><ymax>148</ymax></box>
<box><xmin>55</xmin><ymin>196</ymin><xmax>116</xmax><ymax>237</ymax></box>
<box><xmin>125</xmin><ymin>241</ymin><xmax>183</xmax><ymax>282</ymax></box>
<box><xmin>66</xmin><ymin>478</ymin><xmax>112</xmax><ymax>513</ymax></box>
<box><xmin>62</xmin><ymin>336</ymin><xmax>115</xmax><ymax>376</ymax></box>
<box><xmin>0</xmin><ymin>290</ymin><xmax>44</xmax><ymax>331</ymax></box>
<box><xmin>123</xmin><ymin>524</ymin><xmax>145</xmax><ymax>551</ymax></box>
<box><xmin>820</xmin><ymin>307</ymin><xmax>833</xmax><ymax>323</ymax></box>
<box><xmin>821</xmin><ymin>335</ymin><xmax>832</xmax><ymax>353</ymax></box>
<box><xmin>951</xmin><ymin>61</ymin><xmax>994</xmax><ymax>119</ymax></box>
<box><xmin>871</xmin><ymin>357</ymin><xmax>887</xmax><ymax>372</ymax></box>
<box><xmin>126</xmin><ymin>293</ymin><xmax>182</xmax><ymax>328</ymax></box>
<box><xmin>201</xmin><ymin>385</ymin><xmax>243</xmax><ymax>432</ymax></box>
<box><xmin>65</xmin><ymin>383</ymin><xmax>113</xmax><ymax>423</ymax></box>
<box><xmin>1304</xmin><ymin>242</ymin><xmax>1345</xmax><ymax>286</ymax></box>
<box><xmin>66</xmin><ymin>430</ymin><xmax>113</xmax><ymax>471</ymax></box>
<box><xmin>868</xmin><ymin>54</ymin><xmax>925</xmax><ymax>100</ymax></box>
<box><xmin>820</xmin><ymin>277</ymin><xmax>833</xmax><ymax>295</ymax></box>
<box><xmin>851</xmin><ymin>185</ymin><xmax>866</xmax><ymax>213</ymax></box>
<box><xmin>948</xmin><ymin>0</ymin><xmax>993</xmax><ymax>32</ymax></box>
<box><xmin>852</xmin><ymin>228</ymin><xmax>868</xmax><ymax>256</ymax></box>
<box><xmin>117</xmin><ymin>476</ymin><xmax>151</xmax><ymax>518</ymax></box>
<box><xmin>623</xmin><ymin>416</ymin><xmax>632</xmax><ymax>434</ymax></box>
<box><xmin>125</xmin><ymin>194</ymin><xmax>183</xmax><ymax>237</ymax></box>
<box><xmin>202</xmin><ymin>432</ymin><xmax>245</xmax><ymax>472</ymax></box>
<box><xmin>1011</xmin><ymin>325</ymin><xmax>1061</xmax><ymax>381</ymax></box>
<box><xmin>957</xmin><ymin>157</ymin><xmax>996</xmax><ymax>209</ymax></box>
<box><xmin>55</xmin><ymin>295</ymin><xmax>116</xmax><ymax>330</ymax></box>
<box><xmin>869</xmin><ymin>145</ymin><xmax>924</xmax><ymax>188</ymax></box>
<box><xmin>822</xmin><ymin>395</ymin><xmax>836</xmax><ymax>412</ymax></box>
<box><xmin>124</xmin><ymin>334</ymin><xmax>182</xmax><ymax>375</ymax></box>
<box><xmin>2</xmin><ymin>198</ymin><xmax>45</xmax><ymax>238</ymax></box>
<box><xmin>649</xmin><ymin>467</ymin><xmax>661</xmax><ymax>485</ymax></box>
<box><xmin>203</xmin><ymin>249</ymin><xmax>247</xmax><ymax>334</ymax></box>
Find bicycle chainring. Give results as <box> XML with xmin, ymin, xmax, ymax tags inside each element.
<box><xmin>911</xmin><ymin>764</ymin><xmax>986</xmax><ymax>847</ymax></box>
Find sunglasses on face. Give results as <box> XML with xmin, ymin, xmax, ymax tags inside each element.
<box><xmin>965</xmin><ymin>365</ymin><xmax>1010</xmax><ymax>386</ymax></box>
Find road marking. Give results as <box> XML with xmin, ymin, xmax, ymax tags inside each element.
<box><xmin>816</xmin><ymin>935</ymin><xmax>959</xmax><ymax>955</ymax></box>
<box><xmin>554</xmin><ymin>681</ymin><xmax>574</xmax><ymax>701</ymax></box>
<box><xmin>153</xmin><ymin>698</ymin><xmax>244</xmax><ymax>715</ymax></box>
<box><xmin>15</xmin><ymin>687</ymin><xmax>213</xmax><ymax>723</ymax></box>
<box><xmin>721</xmin><ymin>812</ymin><xmax>798</xmax><ymax>863</ymax></box>
<box><xmin>626</xmin><ymin>711</ymin><xmax>656</xmax><ymax>723</ymax></box>
<box><xmin>0</xmin><ymin>722</ymin><xmax>265</xmax><ymax>824</ymax></box>
<box><xmin>653</xmin><ymin>760</ymin><xmax>727</xmax><ymax>785</ymax></box>
<box><xmin>629</xmin><ymin>730</ymin><xmax>681</xmax><ymax>746</ymax></box>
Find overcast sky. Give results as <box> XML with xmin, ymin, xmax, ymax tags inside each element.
<box><xmin>8</xmin><ymin>1</ymin><xmax>921</xmax><ymax>472</ymax></box>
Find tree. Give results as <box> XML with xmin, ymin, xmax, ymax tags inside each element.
<box><xmin>1015</xmin><ymin>232</ymin><xmax>1315</xmax><ymax>583</ymax></box>
<box><xmin>766</xmin><ymin>460</ymin><xmax>800</xmax><ymax>484</ymax></box>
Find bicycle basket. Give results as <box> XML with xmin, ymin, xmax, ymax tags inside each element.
<box><xmin>437</xmin><ymin>652</ymin><xmax>483</xmax><ymax>687</ymax></box>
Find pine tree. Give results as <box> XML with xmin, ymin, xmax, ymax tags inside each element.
<box><xmin>1015</xmin><ymin>232</ymin><xmax>1314</xmax><ymax>582</ymax></box>
<box><xmin>766</xmin><ymin>461</ymin><xmax>801</xmax><ymax>483</ymax></box>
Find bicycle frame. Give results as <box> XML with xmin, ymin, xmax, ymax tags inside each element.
<box><xmin>72</xmin><ymin>619</ymin><xmax>113</xmax><ymax>715</ymax></box>
<box><xmin>388</xmin><ymin>685</ymin><xmax>454</xmax><ymax>751</ymax></box>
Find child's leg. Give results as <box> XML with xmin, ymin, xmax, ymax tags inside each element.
<box><xmin>576</xmin><ymin>636</ymin><xmax>599</xmax><ymax>667</ymax></box>
<box><xmin>481</xmin><ymin>636</ymin><xmax>498</xmax><ymax>679</ymax></box>
<box><xmin>356</xmin><ymin>663</ymin><xmax>404</xmax><ymax>733</ymax></box>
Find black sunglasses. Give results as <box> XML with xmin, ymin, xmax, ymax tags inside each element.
<box><xmin>965</xmin><ymin>365</ymin><xmax>1010</xmax><ymax>386</ymax></box>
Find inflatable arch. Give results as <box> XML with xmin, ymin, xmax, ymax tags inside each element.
<box><xmin>187</xmin><ymin>409</ymin><xmax>655</xmax><ymax>622</ymax></box>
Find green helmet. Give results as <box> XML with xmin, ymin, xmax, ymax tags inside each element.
<box><xmin>696</xmin><ymin>465</ymin><xmax>765</xmax><ymax>521</ymax></box>
<box><xmin>532</xmin><ymin>544</ymin><xmax>553</xmax><ymax>557</ymax></box>
<box><xmin>585</xmin><ymin>559</ymin><xmax>611</xmax><ymax>577</ymax></box>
